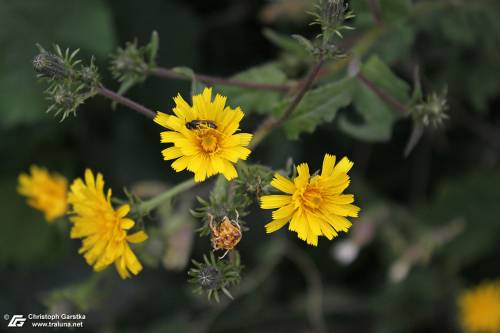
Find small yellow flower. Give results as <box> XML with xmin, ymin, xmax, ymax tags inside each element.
<box><xmin>260</xmin><ymin>154</ymin><xmax>360</xmax><ymax>246</ymax></box>
<box><xmin>459</xmin><ymin>280</ymin><xmax>500</xmax><ymax>333</ymax></box>
<box><xmin>68</xmin><ymin>169</ymin><xmax>148</xmax><ymax>279</ymax></box>
<box><xmin>154</xmin><ymin>87</ymin><xmax>253</xmax><ymax>182</ymax></box>
<box><xmin>17</xmin><ymin>165</ymin><xmax>68</xmax><ymax>222</ymax></box>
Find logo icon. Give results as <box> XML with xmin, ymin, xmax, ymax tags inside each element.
<box><xmin>7</xmin><ymin>315</ymin><xmax>26</xmax><ymax>327</ymax></box>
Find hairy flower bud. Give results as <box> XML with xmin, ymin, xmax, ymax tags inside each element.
<box><xmin>198</xmin><ymin>266</ymin><xmax>223</xmax><ymax>290</ymax></box>
<box><xmin>188</xmin><ymin>252</ymin><xmax>242</xmax><ymax>302</ymax></box>
<box><xmin>33</xmin><ymin>52</ymin><xmax>69</xmax><ymax>80</ymax></box>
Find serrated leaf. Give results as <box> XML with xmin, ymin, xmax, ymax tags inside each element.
<box><xmin>218</xmin><ymin>63</ymin><xmax>288</xmax><ymax>114</ymax></box>
<box><xmin>283</xmin><ymin>78</ymin><xmax>354</xmax><ymax>140</ymax></box>
<box><xmin>339</xmin><ymin>56</ymin><xmax>410</xmax><ymax>142</ymax></box>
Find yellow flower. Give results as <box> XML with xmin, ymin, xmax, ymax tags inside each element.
<box><xmin>260</xmin><ymin>154</ymin><xmax>360</xmax><ymax>246</ymax></box>
<box><xmin>459</xmin><ymin>280</ymin><xmax>500</xmax><ymax>333</ymax></box>
<box><xmin>17</xmin><ymin>165</ymin><xmax>68</xmax><ymax>222</ymax></box>
<box><xmin>154</xmin><ymin>87</ymin><xmax>253</xmax><ymax>182</ymax></box>
<box><xmin>68</xmin><ymin>169</ymin><xmax>148</xmax><ymax>279</ymax></box>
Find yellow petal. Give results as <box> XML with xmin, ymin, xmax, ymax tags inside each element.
<box><xmin>294</xmin><ymin>163</ymin><xmax>310</xmax><ymax>188</ymax></box>
<box><xmin>260</xmin><ymin>195</ymin><xmax>292</xmax><ymax>209</ymax></box>
<box><xmin>116</xmin><ymin>205</ymin><xmax>130</xmax><ymax>218</ymax></box>
<box><xmin>333</xmin><ymin>157</ymin><xmax>353</xmax><ymax>175</ymax></box>
<box><xmin>221</xmin><ymin>159</ymin><xmax>238</xmax><ymax>180</ymax></box>
<box><xmin>121</xmin><ymin>218</ymin><xmax>135</xmax><ymax>230</ymax></box>
<box><xmin>265</xmin><ymin>218</ymin><xmax>290</xmax><ymax>233</ymax></box>
<box><xmin>171</xmin><ymin>156</ymin><xmax>191</xmax><ymax>172</ymax></box>
<box><xmin>127</xmin><ymin>230</ymin><xmax>148</xmax><ymax>244</ymax></box>
<box><xmin>321</xmin><ymin>154</ymin><xmax>336</xmax><ymax>177</ymax></box>
<box><xmin>162</xmin><ymin>147</ymin><xmax>183</xmax><ymax>160</ymax></box>
<box><xmin>270</xmin><ymin>173</ymin><xmax>296</xmax><ymax>194</ymax></box>
<box><xmin>272</xmin><ymin>203</ymin><xmax>295</xmax><ymax>220</ymax></box>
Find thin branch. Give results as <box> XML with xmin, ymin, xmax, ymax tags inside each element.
<box><xmin>357</xmin><ymin>73</ymin><xmax>409</xmax><ymax>114</ymax></box>
<box><xmin>149</xmin><ymin>67</ymin><xmax>291</xmax><ymax>92</ymax></box>
<box><xmin>97</xmin><ymin>86</ymin><xmax>156</xmax><ymax>119</ymax></box>
<box><xmin>249</xmin><ymin>56</ymin><xmax>325</xmax><ymax>149</ymax></box>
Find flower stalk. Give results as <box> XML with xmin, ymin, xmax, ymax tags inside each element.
<box><xmin>135</xmin><ymin>178</ymin><xmax>197</xmax><ymax>215</ymax></box>
<box><xmin>96</xmin><ymin>86</ymin><xmax>156</xmax><ymax>119</ymax></box>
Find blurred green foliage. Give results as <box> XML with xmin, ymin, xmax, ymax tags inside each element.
<box><xmin>1</xmin><ymin>0</ymin><xmax>500</xmax><ymax>332</ymax></box>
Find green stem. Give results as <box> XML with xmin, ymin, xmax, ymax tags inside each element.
<box><xmin>137</xmin><ymin>178</ymin><xmax>196</xmax><ymax>214</ymax></box>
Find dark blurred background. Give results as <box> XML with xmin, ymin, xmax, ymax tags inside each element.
<box><xmin>1</xmin><ymin>0</ymin><xmax>499</xmax><ymax>332</ymax></box>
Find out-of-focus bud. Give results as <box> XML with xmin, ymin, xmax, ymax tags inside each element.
<box><xmin>412</xmin><ymin>90</ymin><xmax>449</xmax><ymax>128</ymax></box>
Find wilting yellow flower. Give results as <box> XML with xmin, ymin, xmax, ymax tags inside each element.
<box><xmin>17</xmin><ymin>165</ymin><xmax>68</xmax><ymax>222</ymax></box>
<box><xmin>459</xmin><ymin>280</ymin><xmax>500</xmax><ymax>333</ymax></box>
<box><xmin>260</xmin><ymin>154</ymin><xmax>360</xmax><ymax>246</ymax></box>
<box><xmin>154</xmin><ymin>87</ymin><xmax>252</xmax><ymax>182</ymax></box>
<box><xmin>68</xmin><ymin>169</ymin><xmax>148</xmax><ymax>279</ymax></box>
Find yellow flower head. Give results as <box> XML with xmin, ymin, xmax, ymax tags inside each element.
<box><xmin>459</xmin><ymin>280</ymin><xmax>500</xmax><ymax>333</ymax></box>
<box><xmin>260</xmin><ymin>154</ymin><xmax>360</xmax><ymax>246</ymax></box>
<box><xmin>68</xmin><ymin>169</ymin><xmax>148</xmax><ymax>279</ymax></box>
<box><xmin>154</xmin><ymin>87</ymin><xmax>253</xmax><ymax>182</ymax></box>
<box><xmin>17</xmin><ymin>165</ymin><xmax>68</xmax><ymax>222</ymax></box>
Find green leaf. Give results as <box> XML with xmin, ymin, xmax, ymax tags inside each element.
<box><xmin>218</xmin><ymin>63</ymin><xmax>288</xmax><ymax>114</ymax></box>
<box><xmin>420</xmin><ymin>170</ymin><xmax>500</xmax><ymax>269</ymax></box>
<box><xmin>290</xmin><ymin>34</ymin><xmax>314</xmax><ymax>54</ymax></box>
<box><xmin>339</xmin><ymin>56</ymin><xmax>409</xmax><ymax>141</ymax></box>
<box><xmin>0</xmin><ymin>0</ymin><xmax>115</xmax><ymax>128</ymax></box>
<box><xmin>283</xmin><ymin>78</ymin><xmax>354</xmax><ymax>140</ymax></box>
<box><xmin>147</xmin><ymin>30</ymin><xmax>160</xmax><ymax>66</ymax></box>
<box><xmin>263</xmin><ymin>29</ymin><xmax>311</xmax><ymax>58</ymax></box>
<box><xmin>379</xmin><ymin>0</ymin><xmax>412</xmax><ymax>24</ymax></box>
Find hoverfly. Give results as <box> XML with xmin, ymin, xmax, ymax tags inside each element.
<box><xmin>185</xmin><ymin>119</ymin><xmax>217</xmax><ymax>130</ymax></box>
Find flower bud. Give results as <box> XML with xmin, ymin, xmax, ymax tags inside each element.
<box><xmin>412</xmin><ymin>90</ymin><xmax>449</xmax><ymax>128</ymax></box>
<box><xmin>33</xmin><ymin>52</ymin><xmax>69</xmax><ymax>80</ymax></box>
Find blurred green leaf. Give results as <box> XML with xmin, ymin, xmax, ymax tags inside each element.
<box><xmin>339</xmin><ymin>55</ymin><xmax>409</xmax><ymax>141</ymax></box>
<box><xmin>422</xmin><ymin>169</ymin><xmax>500</xmax><ymax>270</ymax></box>
<box><xmin>283</xmin><ymin>78</ymin><xmax>354</xmax><ymax>140</ymax></box>
<box><xmin>0</xmin><ymin>0</ymin><xmax>115</xmax><ymax>128</ymax></box>
<box><xmin>263</xmin><ymin>29</ymin><xmax>311</xmax><ymax>58</ymax></box>
<box><xmin>0</xmin><ymin>179</ymin><xmax>68</xmax><ymax>266</ymax></box>
<box><xmin>218</xmin><ymin>63</ymin><xmax>287</xmax><ymax>114</ymax></box>
<box><xmin>379</xmin><ymin>0</ymin><xmax>411</xmax><ymax>24</ymax></box>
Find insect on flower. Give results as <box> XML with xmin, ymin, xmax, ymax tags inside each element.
<box><xmin>185</xmin><ymin>119</ymin><xmax>217</xmax><ymax>130</ymax></box>
<box><xmin>209</xmin><ymin>212</ymin><xmax>242</xmax><ymax>258</ymax></box>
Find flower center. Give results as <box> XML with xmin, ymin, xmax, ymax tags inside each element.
<box><xmin>199</xmin><ymin>133</ymin><xmax>219</xmax><ymax>153</ymax></box>
<box><xmin>295</xmin><ymin>184</ymin><xmax>323</xmax><ymax>210</ymax></box>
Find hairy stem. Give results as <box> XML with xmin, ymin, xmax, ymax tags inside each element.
<box><xmin>149</xmin><ymin>67</ymin><xmax>291</xmax><ymax>92</ymax></box>
<box><xmin>357</xmin><ymin>73</ymin><xmax>409</xmax><ymax>114</ymax></box>
<box><xmin>249</xmin><ymin>56</ymin><xmax>325</xmax><ymax>149</ymax></box>
<box><xmin>136</xmin><ymin>178</ymin><xmax>196</xmax><ymax>214</ymax></box>
<box><xmin>97</xmin><ymin>86</ymin><xmax>156</xmax><ymax>119</ymax></box>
